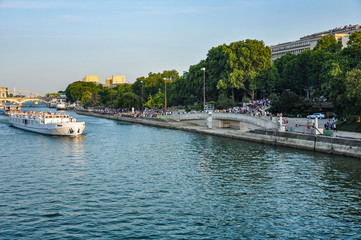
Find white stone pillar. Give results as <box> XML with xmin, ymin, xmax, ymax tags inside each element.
<box><xmin>207</xmin><ymin>111</ymin><xmax>213</xmax><ymax>129</ymax></box>
<box><xmin>279</xmin><ymin>115</ymin><xmax>285</xmax><ymax>132</ymax></box>
<box><xmin>314</xmin><ymin>117</ymin><xmax>323</xmax><ymax>135</ymax></box>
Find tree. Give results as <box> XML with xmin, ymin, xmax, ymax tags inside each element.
<box><xmin>273</xmin><ymin>54</ymin><xmax>297</xmax><ymax>93</ymax></box>
<box><xmin>117</xmin><ymin>92</ymin><xmax>141</xmax><ymax>109</ymax></box>
<box><xmin>328</xmin><ymin>63</ymin><xmax>348</xmax><ymax>117</ymax></box>
<box><xmin>345</xmin><ymin>69</ymin><xmax>361</xmax><ymax>117</ymax></box>
<box><xmin>347</xmin><ymin>30</ymin><xmax>361</xmax><ymax>49</ymax></box>
<box><xmin>307</xmin><ymin>49</ymin><xmax>335</xmax><ymax>96</ymax></box>
<box><xmin>83</xmin><ymin>92</ymin><xmax>100</xmax><ymax>107</ymax></box>
<box><xmin>314</xmin><ymin>35</ymin><xmax>342</xmax><ymax>53</ymax></box>
<box><xmin>340</xmin><ymin>31</ymin><xmax>361</xmax><ymax>72</ymax></box>
<box><xmin>134</xmin><ymin>70</ymin><xmax>180</xmax><ymax>106</ymax></box>
<box><xmin>177</xmin><ymin>61</ymin><xmax>207</xmax><ymax>104</ymax></box>
<box><xmin>206</xmin><ymin>44</ymin><xmax>230</xmax><ymax>101</ymax></box>
<box><xmin>253</xmin><ymin>64</ymin><xmax>279</xmax><ymax>97</ymax></box>
<box><xmin>65</xmin><ymin>81</ymin><xmax>100</xmax><ymax>103</ymax></box>
<box><xmin>216</xmin><ymin>93</ymin><xmax>235</xmax><ymax>109</ymax></box>
<box><xmin>270</xmin><ymin>90</ymin><xmax>301</xmax><ymax>114</ymax></box>
<box><xmin>227</xmin><ymin>39</ymin><xmax>272</xmax><ymax>101</ymax></box>
<box><xmin>153</xmin><ymin>89</ymin><xmax>165</xmax><ymax>108</ymax></box>
<box><xmin>81</xmin><ymin>91</ymin><xmax>92</xmax><ymax>105</ymax></box>
<box><xmin>144</xmin><ymin>94</ymin><xmax>155</xmax><ymax>109</ymax></box>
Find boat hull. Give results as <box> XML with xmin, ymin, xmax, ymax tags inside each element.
<box><xmin>9</xmin><ymin>121</ymin><xmax>85</xmax><ymax>136</ymax></box>
<box><xmin>56</xmin><ymin>103</ymin><xmax>67</xmax><ymax>110</ymax></box>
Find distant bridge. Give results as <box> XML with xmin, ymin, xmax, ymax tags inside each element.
<box><xmin>0</xmin><ymin>89</ymin><xmax>50</xmax><ymax>106</ymax></box>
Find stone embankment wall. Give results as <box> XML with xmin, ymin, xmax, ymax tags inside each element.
<box><xmin>252</xmin><ymin>129</ymin><xmax>361</xmax><ymax>158</ymax></box>
<box><xmin>76</xmin><ymin>110</ymin><xmax>361</xmax><ymax>159</ymax></box>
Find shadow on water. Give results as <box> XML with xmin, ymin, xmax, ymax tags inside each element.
<box><xmin>116</xmin><ymin>121</ymin><xmax>133</xmax><ymax>126</ymax></box>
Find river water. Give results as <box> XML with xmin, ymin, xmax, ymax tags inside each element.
<box><xmin>1</xmin><ymin>107</ymin><xmax>361</xmax><ymax>239</ymax></box>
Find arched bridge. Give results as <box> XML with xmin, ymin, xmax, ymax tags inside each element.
<box><xmin>165</xmin><ymin>112</ymin><xmax>278</xmax><ymax>130</ymax></box>
<box><xmin>0</xmin><ymin>89</ymin><xmax>47</xmax><ymax>105</ymax></box>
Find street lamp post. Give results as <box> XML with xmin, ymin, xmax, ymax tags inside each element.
<box><xmin>164</xmin><ymin>78</ymin><xmax>167</xmax><ymax>111</ymax></box>
<box><xmin>110</xmin><ymin>80</ymin><xmax>113</xmax><ymax>103</ymax></box>
<box><xmin>141</xmin><ymin>81</ymin><xmax>144</xmax><ymax>111</ymax></box>
<box><xmin>201</xmin><ymin>67</ymin><xmax>206</xmax><ymax>111</ymax></box>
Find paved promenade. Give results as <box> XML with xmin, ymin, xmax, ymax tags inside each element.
<box><xmin>283</xmin><ymin>117</ymin><xmax>361</xmax><ymax>139</ymax></box>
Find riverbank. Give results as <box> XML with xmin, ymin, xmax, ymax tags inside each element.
<box><xmin>75</xmin><ymin>109</ymin><xmax>361</xmax><ymax>159</ymax></box>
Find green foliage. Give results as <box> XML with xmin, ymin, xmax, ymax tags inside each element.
<box><xmin>144</xmin><ymin>89</ymin><xmax>165</xmax><ymax>109</ymax></box>
<box><xmin>117</xmin><ymin>92</ymin><xmax>142</xmax><ymax>109</ymax></box>
<box><xmin>216</xmin><ymin>93</ymin><xmax>235</xmax><ymax>109</ymax></box>
<box><xmin>345</xmin><ymin>69</ymin><xmax>361</xmax><ymax>116</ymax></box>
<box><xmin>65</xmin><ymin>81</ymin><xmax>100</xmax><ymax>104</ymax></box>
<box><xmin>153</xmin><ymin>89</ymin><xmax>165</xmax><ymax>109</ymax></box>
<box><xmin>226</xmin><ymin>39</ymin><xmax>272</xmax><ymax>100</ymax></box>
<box><xmin>253</xmin><ymin>64</ymin><xmax>278</xmax><ymax>95</ymax></box>
<box><xmin>179</xmin><ymin>39</ymin><xmax>272</xmax><ymax>104</ymax></box>
<box><xmin>314</xmin><ymin>35</ymin><xmax>342</xmax><ymax>53</ymax></box>
<box><xmin>328</xmin><ymin>63</ymin><xmax>348</xmax><ymax>117</ymax></box>
<box><xmin>269</xmin><ymin>92</ymin><xmax>278</xmax><ymax>103</ymax></box>
<box><xmin>347</xmin><ymin>30</ymin><xmax>361</xmax><ymax>49</ymax></box>
<box><xmin>273</xmin><ymin>54</ymin><xmax>297</xmax><ymax>92</ymax></box>
<box><xmin>81</xmin><ymin>91</ymin><xmax>92</xmax><ymax>105</ymax></box>
<box><xmin>189</xmin><ymin>104</ymin><xmax>203</xmax><ymax>111</ymax></box>
<box><xmin>134</xmin><ymin>70</ymin><xmax>180</xmax><ymax>103</ymax></box>
<box><xmin>337</xmin><ymin>121</ymin><xmax>361</xmax><ymax>133</ymax></box>
<box><xmin>62</xmin><ymin>31</ymin><xmax>361</xmax><ymax>120</ymax></box>
<box><xmin>46</xmin><ymin>92</ymin><xmax>61</xmax><ymax>97</ymax></box>
<box><xmin>327</xmin><ymin>64</ymin><xmax>361</xmax><ymax>119</ymax></box>
<box><xmin>144</xmin><ymin>94</ymin><xmax>154</xmax><ymax>108</ymax></box>
<box><xmin>269</xmin><ymin>90</ymin><xmax>301</xmax><ymax>114</ymax></box>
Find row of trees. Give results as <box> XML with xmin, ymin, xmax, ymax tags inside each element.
<box><xmin>64</xmin><ymin>31</ymin><xmax>361</xmax><ymax>119</ymax></box>
<box><xmin>271</xmin><ymin>31</ymin><xmax>361</xmax><ymax>118</ymax></box>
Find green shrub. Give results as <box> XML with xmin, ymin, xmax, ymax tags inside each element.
<box><xmin>337</xmin><ymin>121</ymin><xmax>361</xmax><ymax>132</ymax></box>
<box><xmin>216</xmin><ymin>94</ymin><xmax>235</xmax><ymax>109</ymax></box>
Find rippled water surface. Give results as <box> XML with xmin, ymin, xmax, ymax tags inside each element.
<box><xmin>1</xmin><ymin>107</ymin><xmax>361</xmax><ymax>239</ymax></box>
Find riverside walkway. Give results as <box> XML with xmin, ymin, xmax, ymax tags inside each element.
<box><xmin>75</xmin><ymin>109</ymin><xmax>361</xmax><ymax>159</ymax></box>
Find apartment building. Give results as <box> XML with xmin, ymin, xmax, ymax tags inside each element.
<box><xmin>271</xmin><ymin>24</ymin><xmax>360</xmax><ymax>61</ymax></box>
<box><xmin>82</xmin><ymin>75</ymin><xmax>100</xmax><ymax>84</ymax></box>
<box><xmin>105</xmin><ymin>75</ymin><xmax>126</xmax><ymax>86</ymax></box>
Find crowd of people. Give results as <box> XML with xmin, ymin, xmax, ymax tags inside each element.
<box><xmin>324</xmin><ymin>118</ymin><xmax>337</xmax><ymax>132</ymax></box>
<box><xmin>81</xmin><ymin>99</ymin><xmax>342</xmax><ymax>136</ymax></box>
<box><xmin>88</xmin><ymin>99</ymin><xmax>273</xmax><ymax>120</ymax></box>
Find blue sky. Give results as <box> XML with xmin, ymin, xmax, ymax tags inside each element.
<box><xmin>1</xmin><ymin>0</ymin><xmax>360</xmax><ymax>94</ymax></box>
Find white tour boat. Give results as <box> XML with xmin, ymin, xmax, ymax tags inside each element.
<box><xmin>56</xmin><ymin>102</ymin><xmax>67</xmax><ymax>110</ymax></box>
<box><xmin>4</xmin><ymin>105</ymin><xmax>21</xmax><ymax>116</ymax></box>
<box><xmin>9</xmin><ymin>111</ymin><xmax>85</xmax><ymax>136</ymax></box>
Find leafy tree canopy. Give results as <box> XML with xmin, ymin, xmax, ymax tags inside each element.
<box><xmin>314</xmin><ymin>35</ymin><xmax>342</xmax><ymax>53</ymax></box>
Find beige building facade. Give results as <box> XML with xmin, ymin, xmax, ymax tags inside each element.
<box><xmin>271</xmin><ymin>24</ymin><xmax>360</xmax><ymax>61</ymax></box>
<box><xmin>105</xmin><ymin>75</ymin><xmax>126</xmax><ymax>86</ymax></box>
<box><xmin>105</xmin><ymin>78</ymin><xmax>113</xmax><ymax>85</ymax></box>
<box><xmin>112</xmin><ymin>75</ymin><xmax>126</xmax><ymax>85</ymax></box>
<box><xmin>0</xmin><ymin>87</ymin><xmax>8</xmax><ymax>106</ymax></box>
<box><xmin>82</xmin><ymin>75</ymin><xmax>100</xmax><ymax>84</ymax></box>
<box><xmin>0</xmin><ymin>87</ymin><xmax>8</xmax><ymax>98</ymax></box>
